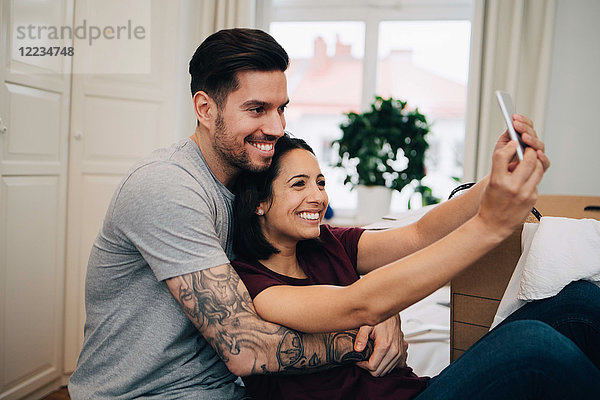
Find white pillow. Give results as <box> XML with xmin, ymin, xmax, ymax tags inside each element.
<box><xmin>518</xmin><ymin>216</ymin><xmax>600</xmax><ymax>301</ymax></box>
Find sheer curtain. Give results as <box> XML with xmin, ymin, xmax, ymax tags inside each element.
<box><xmin>200</xmin><ymin>0</ymin><xmax>258</xmax><ymax>38</ymax></box>
<box><xmin>464</xmin><ymin>0</ymin><xmax>556</xmax><ymax>181</ymax></box>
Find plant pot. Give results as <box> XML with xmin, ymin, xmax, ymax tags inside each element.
<box><xmin>356</xmin><ymin>185</ymin><xmax>393</xmax><ymax>224</ymax></box>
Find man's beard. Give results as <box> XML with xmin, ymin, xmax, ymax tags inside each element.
<box><xmin>213</xmin><ymin>112</ymin><xmax>272</xmax><ymax>173</ymax></box>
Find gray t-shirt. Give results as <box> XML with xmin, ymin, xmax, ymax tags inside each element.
<box><xmin>68</xmin><ymin>138</ymin><xmax>248</xmax><ymax>399</ymax></box>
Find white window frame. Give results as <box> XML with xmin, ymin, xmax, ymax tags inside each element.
<box><xmin>267</xmin><ymin>0</ymin><xmax>473</xmax><ymax>106</ymax></box>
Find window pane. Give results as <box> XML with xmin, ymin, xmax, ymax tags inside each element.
<box><xmin>270</xmin><ymin>21</ymin><xmax>365</xmax><ymax>210</ymax></box>
<box><xmin>377</xmin><ymin>21</ymin><xmax>471</xmax><ymax>212</ymax></box>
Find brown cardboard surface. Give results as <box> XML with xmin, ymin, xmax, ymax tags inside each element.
<box><xmin>451</xmin><ymin>228</ymin><xmax>522</xmax><ymax>300</ymax></box>
<box><xmin>450</xmin><ymin>195</ymin><xmax>600</xmax><ymax>361</ymax></box>
<box><xmin>451</xmin><ymin>349</ymin><xmax>465</xmax><ymax>360</ymax></box>
<box><xmin>452</xmin><ymin>322</ymin><xmax>489</xmax><ymax>351</ymax></box>
<box><xmin>452</xmin><ymin>294</ymin><xmax>500</xmax><ymax>327</ymax></box>
<box><xmin>535</xmin><ymin>195</ymin><xmax>600</xmax><ymax>219</ymax></box>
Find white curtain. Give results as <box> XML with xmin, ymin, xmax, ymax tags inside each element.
<box><xmin>199</xmin><ymin>0</ymin><xmax>258</xmax><ymax>40</ymax></box>
<box><xmin>463</xmin><ymin>0</ymin><xmax>556</xmax><ymax>181</ymax></box>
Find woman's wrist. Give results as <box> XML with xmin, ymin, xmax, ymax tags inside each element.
<box><xmin>469</xmin><ymin>213</ymin><xmax>514</xmax><ymax>247</ymax></box>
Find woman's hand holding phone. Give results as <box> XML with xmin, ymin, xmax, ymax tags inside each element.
<box><xmin>492</xmin><ymin>95</ymin><xmax>550</xmax><ymax>172</ymax></box>
<box><xmin>478</xmin><ymin>141</ymin><xmax>544</xmax><ymax>238</ymax></box>
<box><xmin>496</xmin><ymin>91</ymin><xmax>527</xmax><ymax>161</ymax></box>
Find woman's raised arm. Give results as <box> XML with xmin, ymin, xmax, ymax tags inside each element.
<box><xmin>356</xmin><ymin>176</ymin><xmax>488</xmax><ymax>274</ymax></box>
<box><xmin>253</xmin><ymin>142</ymin><xmax>544</xmax><ymax>333</ymax></box>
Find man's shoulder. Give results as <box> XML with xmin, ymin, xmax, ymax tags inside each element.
<box><xmin>104</xmin><ymin>139</ymin><xmax>225</xmax><ymax>226</ymax></box>
<box><xmin>129</xmin><ymin>139</ymin><xmax>207</xmax><ymax>179</ymax></box>
<box><xmin>119</xmin><ymin>139</ymin><xmax>219</xmax><ymax>196</ymax></box>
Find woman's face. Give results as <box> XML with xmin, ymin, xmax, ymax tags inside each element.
<box><xmin>259</xmin><ymin>148</ymin><xmax>329</xmax><ymax>248</ymax></box>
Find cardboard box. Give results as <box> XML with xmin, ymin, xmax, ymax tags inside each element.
<box><xmin>450</xmin><ymin>195</ymin><xmax>600</xmax><ymax>361</ymax></box>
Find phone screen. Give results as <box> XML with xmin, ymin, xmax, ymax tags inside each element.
<box><xmin>496</xmin><ymin>91</ymin><xmax>526</xmax><ymax>160</ymax></box>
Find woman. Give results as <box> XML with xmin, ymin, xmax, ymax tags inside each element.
<box><xmin>232</xmin><ymin>133</ymin><xmax>600</xmax><ymax>399</ymax></box>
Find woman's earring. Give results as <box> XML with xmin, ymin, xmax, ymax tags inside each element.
<box><xmin>257</xmin><ymin>209</ymin><xmax>264</xmax><ymax>215</ymax></box>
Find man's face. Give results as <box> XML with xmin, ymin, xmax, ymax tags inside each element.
<box><xmin>213</xmin><ymin>70</ymin><xmax>289</xmax><ymax>173</ymax></box>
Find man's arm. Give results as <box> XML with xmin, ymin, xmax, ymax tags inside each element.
<box><xmin>166</xmin><ymin>263</ymin><xmax>373</xmax><ymax>377</ymax></box>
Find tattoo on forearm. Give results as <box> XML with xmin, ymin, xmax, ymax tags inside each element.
<box><xmin>169</xmin><ymin>265</ymin><xmax>373</xmax><ymax>375</ymax></box>
<box><xmin>326</xmin><ymin>331</ymin><xmax>374</xmax><ymax>364</ymax></box>
<box><xmin>269</xmin><ymin>329</ymin><xmax>374</xmax><ymax>374</ymax></box>
<box><xmin>277</xmin><ymin>330</ymin><xmax>304</xmax><ymax>367</ymax></box>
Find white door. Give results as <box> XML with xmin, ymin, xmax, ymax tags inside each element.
<box><xmin>0</xmin><ymin>0</ymin><xmax>73</xmax><ymax>398</ymax></box>
<box><xmin>62</xmin><ymin>0</ymin><xmax>182</xmax><ymax>373</ymax></box>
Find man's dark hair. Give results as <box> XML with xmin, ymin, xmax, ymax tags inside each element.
<box><xmin>233</xmin><ymin>134</ymin><xmax>317</xmax><ymax>260</ymax></box>
<box><xmin>189</xmin><ymin>28</ymin><xmax>289</xmax><ymax>109</ymax></box>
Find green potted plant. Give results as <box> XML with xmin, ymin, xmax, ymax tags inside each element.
<box><xmin>333</xmin><ymin>96</ymin><xmax>432</xmax><ymax>221</ymax></box>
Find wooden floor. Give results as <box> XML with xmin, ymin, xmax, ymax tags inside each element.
<box><xmin>41</xmin><ymin>387</ymin><xmax>70</xmax><ymax>400</ymax></box>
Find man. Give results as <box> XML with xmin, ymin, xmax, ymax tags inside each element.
<box><xmin>68</xmin><ymin>28</ymin><xmax>404</xmax><ymax>399</ymax></box>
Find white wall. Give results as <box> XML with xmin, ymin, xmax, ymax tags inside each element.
<box><xmin>539</xmin><ymin>0</ymin><xmax>600</xmax><ymax>196</ymax></box>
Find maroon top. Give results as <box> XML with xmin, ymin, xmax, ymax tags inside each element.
<box><xmin>232</xmin><ymin>224</ymin><xmax>429</xmax><ymax>400</ymax></box>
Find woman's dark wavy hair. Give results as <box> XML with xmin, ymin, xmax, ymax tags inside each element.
<box><xmin>233</xmin><ymin>134</ymin><xmax>317</xmax><ymax>260</ymax></box>
<box><xmin>189</xmin><ymin>28</ymin><xmax>289</xmax><ymax>109</ymax></box>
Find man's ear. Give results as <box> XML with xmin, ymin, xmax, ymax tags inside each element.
<box><xmin>192</xmin><ymin>91</ymin><xmax>214</xmax><ymax>129</ymax></box>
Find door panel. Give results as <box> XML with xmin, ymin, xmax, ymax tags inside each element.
<box><xmin>82</xmin><ymin>96</ymin><xmax>160</xmax><ymax>161</ymax></box>
<box><xmin>10</xmin><ymin>0</ymin><xmax>70</xmax><ymax>75</ymax></box>
<box><xmin>0</xmin><ymin>0</ymin><xmax>72</xmax><ymax>398</ymax></box>
<box><xmin>3</xmin><ymin>83</ymin><xmax>62</xmax><ymax>160</ymax></box>
<box><xmin>2</xmin><ymin>176</ymin><xmax>61</xmax><ymax>387</ymax></box>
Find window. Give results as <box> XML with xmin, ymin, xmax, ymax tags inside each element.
<box><xmin>377</xmin><ymin>21</ymin><xmax>471</xmax><ymax>209</ymax></box>
<box><xmin>269</xmin><ymin>1</ymin><xmax>473</xmax><ymax>214</ymax></box>
<box><xmin>270</xmin><ymin>21</ymin><xmax>365</xmax><ymax>210</ymax></box>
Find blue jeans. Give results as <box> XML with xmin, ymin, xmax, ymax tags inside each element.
<box><xmin>415</xmin><ymin>281</ymin><xmax>600</xmax><ymax>399</ymax></box>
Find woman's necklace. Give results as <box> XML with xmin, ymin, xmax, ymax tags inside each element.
<box><xmin>261</xmin><ymin>257</ymin><xmax>307</xmax><ymax>280</ymax></box>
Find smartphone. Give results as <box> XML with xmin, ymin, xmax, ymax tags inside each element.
<box><xmin>495</xmin><ymin>91</ymin><xmax>526</xmax><ymax>161</ymax></box>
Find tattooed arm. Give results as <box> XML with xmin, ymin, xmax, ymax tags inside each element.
<box><xmin>165</xmin><ymin>263</ymin><xmax>373</xmax><ymax>377</ymax></box>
